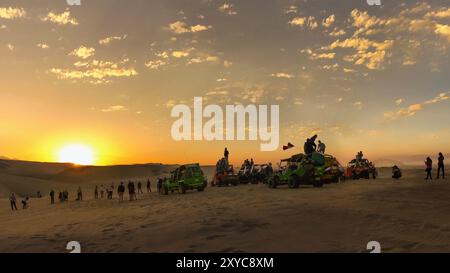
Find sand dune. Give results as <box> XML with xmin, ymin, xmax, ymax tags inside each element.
<box><xmin>0</xmin><ymin>164</ymin><xmax>449</xmax><ymax>253</ymax></box>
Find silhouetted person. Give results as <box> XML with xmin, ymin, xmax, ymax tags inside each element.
<box><xmin>76</xmin><ymin>187</ymin><xmax>83</xmax><ymax>201</ymax></box>
<box><xmin>117</xmin><ymin>182</ymin><xmax>125</xmax><ymax>203</ymax></box>
<box><xmin>94</xmin><ymin>186</ymin><xmax>99</xmax><ymax>200</ymax></box>
<box><xmin>137</xmin><ymin>181</ymin><xmax>143</xmax><ymax>194</ymax></box>
<box><xmin>147</xmin><ymin>179</ymin><xmax>151</xmax><ymax>193</ymax></box>
<box><xmin>250</xmin><ymin>158</ymin><xmax>254</xmax><ymax>166</ymax></box>
<box><xmin>437</xmin><ymin>152</ymin><xmax>445</xmax><ymax>179</ymax></box>
<box><xmin>22</xmin><ymin>197</ymin><xmax>29</xmax><ymax>209</ymax></box>
<box><xmin>425</xmin><ymin>157</ymin><xmax>433</xmax><ymax>180</ymax></box>
<box><xmin>310</xmin><ymin>135</ymin><xmax>318</xmax><ymax>151</ymax></box>
<box><xmin>50</xmin><ymin>189</ymin><xmax>55</xmax><ymax>204</ymax></box>
<box><xmin>392</xmin><ymin>165</ymin><xmax>402</xmax><ymax>179</ymax></box>
<box><xmin>304</xmin><ymin>138</ymin><xmax>316</xmax><ymax>155</ymax></box>
<box><xmin>100</xmin><ymin>185</ymin><xmax>105</xmax><ymax>199</ymax></box>
<box><xmin>128</xmin><ymin>181</ymin><xmax>136</xmax><ymax>201</ymax></box>
<box><xmin>224</xmin><ymin>147</ymin><xmax>229</xmax><ymax>166</ymax></box>
<box><xmin>10</xmin><ymin>193</ymin><xmax>17</xmax><ymax>211</ymax></box>
<box><xmin>317</xmin><ymin>140</ymin><xmax>326</xmax><ymax>154</ymax></box>
<box><xmin>157</xmin><ymin>178</ymin><xmax>163</xmax><ymax>194</ymax></box>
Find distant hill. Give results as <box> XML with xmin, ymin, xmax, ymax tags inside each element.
<box><xmin>0</xmin><ymin>159</ymin><xmax>183</xmax><ymax>197</ymax></box>
<box><xmin>51</xmin><ymin>163</ymin><xmax>178</xmax><ymax>183</ymax></box>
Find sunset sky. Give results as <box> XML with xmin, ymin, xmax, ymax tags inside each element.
<box><xmin>1</xmin><ymin>0</ymin><xmax>449</xmax><ymax>166</ymax></box>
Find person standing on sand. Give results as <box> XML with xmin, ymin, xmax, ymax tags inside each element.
<box><xmin>10</xmin><ymin>193</ymin><xmax>17</xmax><ymax>211</ymax></box>
<box><xmin>50</xmin><ymin>189</ymin><xmax>55</xmax><ymax>204</ymax></box>
<box><xmin>425</xmin><ymin>157</ymin><xmax>433</xmax><ymax>180</ymax></box>
<box><xmin>109</xmin><ymin>184</ymin><xmax>114</xmax><ymax>199</ymax></box>
<box><xmin>100</xmin><ymin>185</ymin><xmax>105</xmax><ymax>199</ymax></box>
<box><xmin>137</xmin><ymin>181</ymin><xmax>143</xmax><ymax>194</ymax></box>
<box><xmin>94</xmin><ymin>186</ymin><xmax>99</xmax><ymax>200</ymax></box>
<box><xmin>157</xmin><ymin>178</ymin><xmax>163</xmax><ymax>194</ymax></box>
<box><xmin>128</xmin><ymin>181</ymin><xmax>136</xmax><ymax>201</ymax></box>
<box><xmin>147</xmin><ymin>179</ymin><xmax>151</xmax><ymax>193</ymax></box>
<box><xmin>76</xmin><ymin>187</ymin><xmax>83</xmax><ymax>201</ymax></box>
<box><xmin>437</xmin><ymin>153</ymin><xmax>445</xmax><ymax>179</ymax></box>
<box><xmin>117</xmin><ymin>182</ymin><xmax>125</xmax><ymax>203</ymax></box>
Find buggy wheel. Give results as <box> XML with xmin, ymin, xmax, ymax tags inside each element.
<box><xmin>288</xmin><ymin>175</ymin><xmax>299</xmax><ymax>188</ymax></box>
<box><xmin>180</xmin><ymin>185</ymin><xmax>187</xmax><ymax>194</ymax></box>
<box><xmin>313</xmin><ymin>180</ymin><xmax>324</xmax><ymax>188</ymax></box>
<box><xmin>269</xmin><ymin>176</ymin><xmax>279</xmax><ymax>189</ymax></box>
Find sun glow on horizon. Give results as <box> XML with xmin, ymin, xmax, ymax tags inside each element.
<box><xmin>58</xmin><ymin>144</ymin><xmax>95</xmax><ymax>165</ymax></box>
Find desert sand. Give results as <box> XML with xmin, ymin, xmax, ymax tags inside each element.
<box><xmin>0</xmin><ymin>159</ymin><xmax>449</xmax><ymax>253</ymax></box>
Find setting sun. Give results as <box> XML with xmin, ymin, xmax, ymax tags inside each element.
<box><xmin>58</xmin><ymin>144</ymin><xmax>95</xmax><ymax>165</ymax></box>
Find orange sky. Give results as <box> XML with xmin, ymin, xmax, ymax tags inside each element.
<box><xmin>0</xmin><ymin>1</ymin><xmax>449</xmax><ymax>166</ymax></box>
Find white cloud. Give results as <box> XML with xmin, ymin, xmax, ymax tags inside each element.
<box><xmin>69</xmin><ymin>46</ymin><xmax>95</xmax><ymax>59</ymax></box>
<box><xmin>101</xmin><ymin>105</ymin><xmax>128</xmax><ymax>112</ymax></box>
<box><xmin>218</xmin><ymin>2</ymin><xmax>238</xmax><ymax>16</ymax></box>
<box><xmin>99</xmin><ymin>35</ymin><xmax>127</xmax><ymax>45</ymax></box>
<box><xmin>0</xmin><ymin>7</ymin><xmax>26</xmax><ymax>19</ymax></box>
<box><xmin>42</xmin><ymin>10</ymin><xmax>78</xmax><ymax>26</ymax></box>
<box><xmin>322</xmin><ymin>14</ymin><xmax>335</xmax><ymax>28</ymax></box>
<box><xmin>271</xmin><ymin>72</ymin><xmax>294</xmax><ymax>79</ymax></box>
<box><xmin>168</xmin><ymin>21</ymin><xmax>211</xmax><ymax>34</ymax></box>
<box><xmin>384</xmin><ymin>92</ymin><xmax>449</xmax><ymax>121</ymax></box>
<box><xmin>435</xmin><ymin>24</ymin><xmax>450</xmax><ymax>42</ymax></box>
<box><xmin>6</xmin><ymin>44</ymin><xmax>14</xmax><ymax>51</ymax></box>
<box><xmin>37</xmin><ymin>43</ymin><xmax>50</xmax><ymax>49</ymax></box>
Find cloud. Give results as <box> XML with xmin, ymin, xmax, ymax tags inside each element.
<box><xmin>424</xmin><ymin>92</ymin><xmax>449</xmax><ymax>104</ymax></box>
<box><xmin>384</xmin><ymin>103</ymin><xmax>422</xmax><ymax>121</ymax></box>
<box><xmin>435</xmin><ymin>24</ymin><xmax>450</xmax><ymax>42</ymax></box>
<box><xmin>383</xmin><ymin>92</ymin><xmax>449</xmax><ymax>121</ymax></box>
<box><xmin>284</xmin><ymin>5</ymin><xmax>298</xmax><ymax>14</ymax></box>
<box><xmin>145</xmin><ymin>60</ymin><xmax>168</xmax><ymax>70</ymax></box>
<box><xmin>6</xmin><ymin>44</ymin><xmax>14</xmax><ymax>51</ymax></box>
<box><xmin>101</xmin><ymin>105</ymin><xmax>128</xmax><ymax>112</ymax></box>
<box><xmin>42</xmin><ymin>10</ymin><xmax>78</xmax><ymax>26</ymax></box>
<box><xmin>271</xmin><ymin>72</ymin><xmax>294</xmax><ymax>79</ymax></box>
<box><xmin>322</xmin><ymin>14</ymin><xmax>335</xmax><ymax>28</ymax></box>
<box><xmin>188</xmin><ymin>55</ymin><xmax>220</xmax><ymax>65</ymax></box>
<box><xmin>353</xmin><ymin>101</ymin><xmax>363</xmax><ymax>110</ymax></box>
<box><xmin>329</xmin><ymin>28</ymin><xmax>346</xmax><ymax>37</ymax></box>
<box><xmin>37</xmin><ymin>43</ymin><xmax>49</xmax><ymax>49</ymax></box>
<box><xmin>69</xmin><ymin>46</ymin><xmax>95</xmax><ymax>59</ymax></box>
<box><xmin>168</xmin><ymin>21</ymin><xmax>211</xmax><ymax>34</ymax></box>
<box><xmin>324</xmin><ymin>37</ymin><xmax>394</xmax><ymax>69</ymax></box>
<box><xmin>98</xmin><ymin>35</ymin><xmax>127</xmax><ymax>45</ymax></box>
<box><xmin>172</xmin><ymin>50</ymin><xmax>190</xmax><ymax>58</ymax></box>
<box><xmin>50</xmin><ymin>58</ymin><xmax>137</xmax><ymax>84</ymax></box>
<box><xmin>289</xmin><ymin>17</ymin><xmax>306</xmax><ymax>26</ymax></box>
<box><xmin>0</xmin><ymin>7</ymin><xmax>26</xmax><ymax>19</ymax></box>
<box><xmin>289</xmin><ymin>16</ymin><xmax>318</xmax><ymax>30</ymax></box>
<box><xmin>425</xmin><ymin>7</ymin><xmax>450</xmax><ymax>19</ymax></box>
<box><xmin>218</xmin><ymin>2</ymin><xmax>238</xmax><ymax>16</ymax></box>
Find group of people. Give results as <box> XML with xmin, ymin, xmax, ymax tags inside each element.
<box><xmin>303</xmin><ymin>135</ymin><xmax>326</xmax><ymax>155</ymax></box>
<box><xmin>425</xmin><ymin>153</ymin><xmax>445</xmax><ymax>180</ymax></box>
<box><xmin>95</xmin><ymin>179</ymin><xmax>152</xmax><ymax>203</ymax></box>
